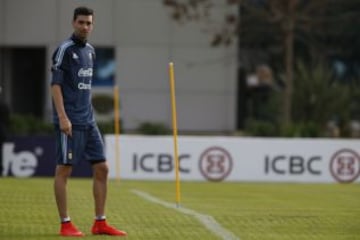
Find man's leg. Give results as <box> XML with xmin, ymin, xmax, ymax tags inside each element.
<box><xmin>54</xmin><ymin>165</ymin><xmax>84</xmax><ymax>237</ymax></box>
<box><xmin>54</xmin><ymin>165</ymin><xmax>72</xmax><ymax>218</ymax></box>
<box><xmin>92</xmin><ymin>162</ymin><xmax>108</xmax><ymax>216</ymax></box>
<box><xmin>91</xmin><ymin>161</ymin><xmax>127</xmax><ymax>236</ymax></box>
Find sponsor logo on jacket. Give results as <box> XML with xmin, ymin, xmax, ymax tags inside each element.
<box><xmin>78</xmin><ymin>68</ymin><xmax>93</xmax><ymax>77</ymax></box>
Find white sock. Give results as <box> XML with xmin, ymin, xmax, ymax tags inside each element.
<box><xmin>61</xmin><ymin>217</ymin><xmax>71</xmax><ymax>223</ymax></box>
<box><xmin>95</xmin><ymin>215</ymin><xmax>106</xmax><ymax>221</ymax></box>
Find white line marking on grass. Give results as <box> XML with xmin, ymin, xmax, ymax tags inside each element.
<box><xmin>131</xmin><ymin>189</ymin><xmax>240</xmax><ymax>240</ymax></box>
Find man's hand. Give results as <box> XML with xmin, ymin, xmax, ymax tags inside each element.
<box><xmin>59</xmin><ymin>116</ymin><xmax>72</xmax><ymax>136</ymax></box>
<box><xmin>51</xmin><ymin>85</ymin><xmax>72</xmax><ymax>136</ymax></box>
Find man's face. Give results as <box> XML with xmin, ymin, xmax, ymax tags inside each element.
<box><xmin>72</xmin><ymin>15</ymin><xmax>93</xmax><ymax>40</ymax></box>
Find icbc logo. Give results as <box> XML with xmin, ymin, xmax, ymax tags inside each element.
<box><xmin>199</xmin><ymin>146</ymin><xmax>233</xmax><ymax>182</ymax></box>
<box><xmin>330</xmin><ymin>149</ymin><xmax>360</xmax><ymax>183</ymax></box>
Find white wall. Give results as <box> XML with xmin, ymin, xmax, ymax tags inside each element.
<box><xmin>0</xmin><ymin>0</ymin><xmax>238</xmax><ymax>132</ymax></box>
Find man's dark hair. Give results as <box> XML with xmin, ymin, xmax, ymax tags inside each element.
<box><xmin>73</xmin><ymin>6</ymin><xmax>94</xmax><ymax>21</ymax></box>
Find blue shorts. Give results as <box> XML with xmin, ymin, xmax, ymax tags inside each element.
<box><xmin>55</xmin><ymin>124</ymin><xmax>106</xmax><ymax>165</ymax></box>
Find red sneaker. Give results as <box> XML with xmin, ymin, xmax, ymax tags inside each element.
<box><xmin>60</xmin><ymin>221</ymin><xmax>84</xmax><ymax>237</ymax></box>
<box><xmin>91</xmin><ymin>220</ymin><xmax>127</xmax><ymax>236</ymax></box>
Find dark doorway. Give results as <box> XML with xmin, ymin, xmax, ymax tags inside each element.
<box><xmin>0</xmin><ymin>47</ymin><xmax>46</xmax><ymax>117</ymax></box>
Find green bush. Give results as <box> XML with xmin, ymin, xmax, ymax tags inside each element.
<box><xmin>280</xmin><ymin>122</ymin><xmax>320</xmax><ymax>138</ymax></box>
<box><xmin>291</xmin><ymin>62</ymin><xmax>353</xmax><ymax>138</ymax></box>
<box><xmin>9</xmin><ymin>114</ymin><xmax>53</xmax><ymax>136</ymax></box>
<box><xmin>9</xmin><ymin>114</ymin><xmax>122</xmax><ymax>136</ymax></box>
<box><xmin>136</xmin><ymin>122</ymin><xmax>171</xmax><ymax>135</ymax></box>
<box><xmin>97</xmin><ymin>120</ymin><xmax>123</xmax><ymax>135</ymax></box>
<box><xmin>244</xmin><ymin>119</ymin><xmax>278</xmax><ymax>137</ymax></box>
<box><xmin>92</xmin><ymin>94</ymin><xmax>114</xmax><ymax>114</ymax></box>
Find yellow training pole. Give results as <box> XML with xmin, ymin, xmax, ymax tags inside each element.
<box><xmin>113</xmin><ymin>85</ymin><xmax>121</xmax><ymax>181</ymax></box>
<box><xmin>168</xmin><ymin>62</ymin><xmax>181</xmax><ymax>207</ymax></box>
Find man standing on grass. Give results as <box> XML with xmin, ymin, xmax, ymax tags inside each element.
<box><xmin>51</xmin><ymin>6</ymin><xmax>127</xmax><ymax>237</ymax></box>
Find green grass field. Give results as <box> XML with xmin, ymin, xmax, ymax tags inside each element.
<box><xmin>0</xmin><ymin>178</ymin><xmax>359</xmax><ymax>240</ymax></box>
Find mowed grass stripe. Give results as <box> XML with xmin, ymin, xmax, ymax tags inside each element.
<box><xmin>0</xmin><ymin>178</ymin><xmax>218</xmax><ymax>240</ymax></box>
<box><xmin>0</xmin><ymin>178</ymin><xmax>359</xmax><ymax>239</ymax></box>
<box><xmin>121</xmin><ymin>181</ymin><xmax>360</xmax><ymax>240</ymax></box>
<box><xmin>132</xmin><ymin>189</ymin><xmax>240</xmax><ymax>240</ymax></box>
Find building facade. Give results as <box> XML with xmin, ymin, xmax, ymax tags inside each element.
<box><xmin>0</xmin><ymin>0</ymin><xmax>237</xmax><ymax>133</ymax></box>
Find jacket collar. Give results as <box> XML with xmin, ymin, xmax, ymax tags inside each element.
<box><xmin>71</xmin><ymin>34</ymin><xmax>87</xmax><ymax>47</ymax></box>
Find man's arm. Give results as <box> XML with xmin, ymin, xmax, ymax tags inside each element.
<box><xmin>51</xmin><ymin>84</ymin><xmax>72</xmax><ymax>136</ymax></box>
